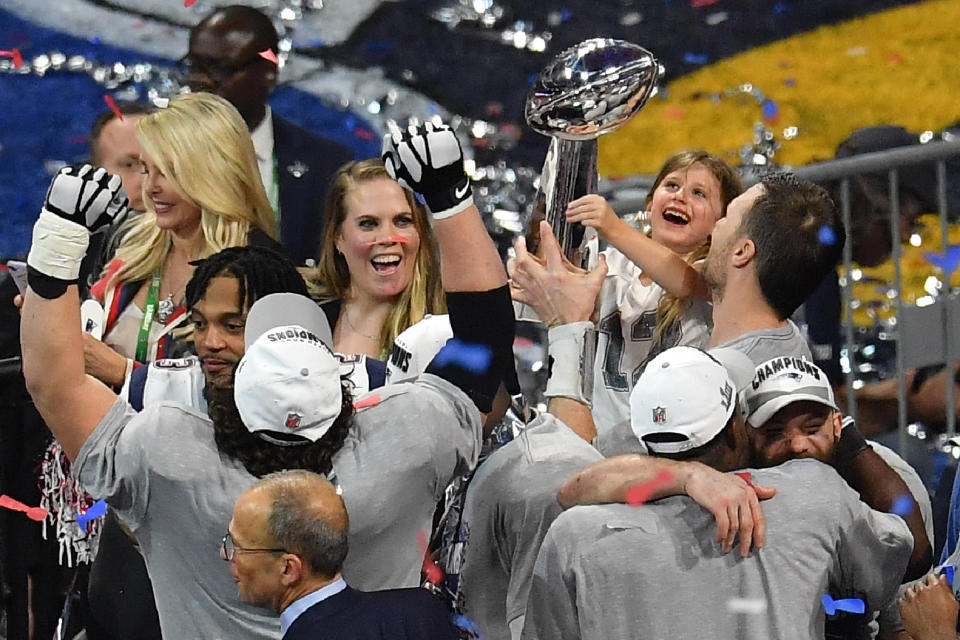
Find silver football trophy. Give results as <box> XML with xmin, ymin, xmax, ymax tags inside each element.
<box><xmin>525</xmin><ymin>39</ymin><xmax>661</xmax><ymax>265</ymax></box>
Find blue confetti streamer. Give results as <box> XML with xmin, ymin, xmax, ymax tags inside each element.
<box><xmin>817</xmin><ymin>225</ymin><xmax>837</xmax><ymax>245</ymax></box>
<box><xmin>923</xmin><ymin>245</ymin><xmax>960</xmax><ymax>275</ymax></box>
<box><xmin>432</xmin><ymin>339</ymin><xmax>493</xmax><ymax>374</ymax></box>
<box><xmin>821</xmin><ymin>594</ymin><xmax>865</xmax><ymax>615</ymax></box>
<box><xmin>683</xmin><ymin>53</ymin><xmax>709</xmax><ymax>65</ymax></box>
<box><xmin>761</xmin><ymin>99</ymin><xmax>779</xmax><ymax>119</ymax></box>
<box><xmin>942</xmin><ymin>564</ymin><xmax>955</xmax><ymax>587</ymax></box>
<box><xmin>773</xmin><ymin>2</ymin><xmax>788</xmax><ymax>14</ymax></box>
<box><xmin>891</xmin><ymin>494</ymin><xmax>913</xmax><ymax>516</ymax></box>
<box><xmin>451</xmin><ymin>613</ymin><xmax>484</xmax><ymax>639</ymax></box>
<box><xmin>76</xmin><ymin>499</ymin><xmax>107</xmax><ymax>532</ymax></box>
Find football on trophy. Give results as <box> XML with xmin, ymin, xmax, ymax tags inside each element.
<box><xmin>525</xmin><ymin>38</ymin><xmax>661</xmax><ymax>141</ymax></box>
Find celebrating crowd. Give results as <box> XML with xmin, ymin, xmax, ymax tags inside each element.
<box><xmin>5</xmin><ymin>5</ymin><xmax>960</xmax><ymax>640</ymax></box>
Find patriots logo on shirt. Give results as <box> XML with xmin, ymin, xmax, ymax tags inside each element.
<box><xmin>285</xmin><ymin>412</ymin><xmax>302</xmax><ymax>429</ymax></box>
<box><xmin>652</xmin><ymin>406</ymin><xmax>666</xmax><ymax>423</ymax></box>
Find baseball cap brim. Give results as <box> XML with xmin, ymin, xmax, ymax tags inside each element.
<box><xmin>746</xmin><ymin>390</ymin><xmax>838</xmax><ymax>429</ymax></box>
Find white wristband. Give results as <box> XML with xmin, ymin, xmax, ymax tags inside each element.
<box><xmin>26</xmin><ymin>210</ymin><xmax>91</xmax><ymax>281</ymax></box>
<box><xmin>544</xmin><ymin>321</ymin><xmax>596</xmax><ymax>407</ymax></box>
<box><xmin>429</xmin><ymin>194</ymin><xmax>474</xmax><ymax>221</ymax></box>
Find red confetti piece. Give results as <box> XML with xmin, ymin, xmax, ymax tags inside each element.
<box><xmin>0</xmin><ymin>49</ymin><xmax>23</xmax><ymax>69</ymax></box>
<box><xmin>103</xmin><ymin>95</ymin><xmax>123</xmax><ymax>121</ymax></box>
<box><xmin>663</xmin><ymin>108</ymin><xmax>686</xmax><ymax>120</ymax></box>
<box><xmin>183</xmin><ymin>0</ymin><xmax>198</xmax><ymax>6</ymax></box>
<box><xmin>691</xmin><ymin>0</ymin><xmax>720</xmax><ymax>7</ymax></box>
<box><xmin>625</xmin><ymin>469</ymin><xmax>674</xmax><ymax>506</ymax></box>
<box><xmin>416</xmin><ymin>530</ymin><xmax>444</xmax><ymax>585</ymax></box>
<box><xmin>353</xmin><ymin>128</ymin><xmax>376</xmax><ymax>141</ymax></box>
<box><xmin>353</xmin><ymin>394</ymin><xmax>381</xmax><ymax>410</ymax></box>
<box><xmin>734</xmin><ymin>471</ymin><xmax>756</xmax><ymax>489</ymax></box>
<box><xmin>387</xmin><ymin>235</ymin><xmax>409</xmax><ymax>244</ymax></box>
<box><xmin>886</xmin><ymin>52</ymin><xmax>903</xmax><ymax>64</ymax></box>
<box><xmin>258</xmin><ymin>49</ymin><xmax>279</xmax><ymax>65</ymax></box>
<box><xmin>0</xmin><ymin>494</ymin><xmax>48</xmax><ymax>522</ymax></box>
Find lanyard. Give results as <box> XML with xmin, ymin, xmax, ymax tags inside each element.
<box><xmin>135</xmin><ymin>269</ymin><xmax>162</xmax><ymax>363</ymax></box>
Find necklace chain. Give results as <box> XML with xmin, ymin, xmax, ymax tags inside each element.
<box><xmin>342</xmin><ymin>307</ymin><xmax>380</xmax><ymax>342</ymax></box>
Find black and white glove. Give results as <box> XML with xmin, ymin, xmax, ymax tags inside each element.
<box><xmin>835</xmin><ymin>415</ymin><xmax>871</xmax><ymax>468</ymax></box>
<box><xmin>381</xmin><ymin>121</ymin><xmax>473</xmax><ymax>220</ymax></box>
<box><xmin>27</xmin><ymin>164</ymin><xmax>127</xmax><ymax>298</ymax></box>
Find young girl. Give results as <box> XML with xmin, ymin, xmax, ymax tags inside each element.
<box><xmin>565</xmin><ymin>150</ymin><xmax>742</xmax><ymax>456</ymax></box>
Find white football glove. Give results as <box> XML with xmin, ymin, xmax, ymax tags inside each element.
<box><xmin>381</xmin><ymin>121</ymin><xmax>473</xmax><ymax>220</ymax></box>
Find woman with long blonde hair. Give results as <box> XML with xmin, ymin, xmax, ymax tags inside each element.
<box><xmin>306</xmin><ymin>158</ymin><xmax>444</xmax><ymax>359</ymax></box>
<box><xmin>85</xmin><ymin>91</ymin><xmax>279</xmax><ymax>387</ymax></box>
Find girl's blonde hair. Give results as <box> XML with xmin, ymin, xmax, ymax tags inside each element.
<box><xmin>647</xmin><ymin>150</ymin><xmax>742</xmax><ymax>345</ymax></box>
<box><xmin>306</xmin><ymin>159</ymin><xmax>445</xmax><ymax>359</ymax></box>
<box><xmin>109</xmin><ymin>92</ymin><xmax>276</xmax><ymax>284</ymax></box>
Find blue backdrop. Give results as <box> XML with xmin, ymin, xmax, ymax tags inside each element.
<box><xmin>0</xmin><ymin>7</ymin><xmax>379</xmax><ymax>258</ymax></box>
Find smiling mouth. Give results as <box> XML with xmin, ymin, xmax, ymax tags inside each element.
<box><xmin>153</xmin><ymin>202</ymin><xmax>173</xmax><ymax>214</ymax></box>
<box><xmin>371</xmin><ymin>255</ymin><xmax>401</xmax><ymax>275</ymax></box>
<box><xmin>662</xmin><ymin>208</ymin><xmax>690</xmax><ymax>225</ymax></box>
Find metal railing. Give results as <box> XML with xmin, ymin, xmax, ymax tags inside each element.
<box><xmin>604</xmin><ymin>139</ymin><xmax>960</xmax><ymax>455</ymax></box>
<box><xmin>793</xmin><ymin>140</ymin><xmax>960</xmax><ymax>454</ymax></box>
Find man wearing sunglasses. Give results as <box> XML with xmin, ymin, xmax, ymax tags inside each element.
<box><xmin>185</xmin><ymin>5</ymin><xmax>353</xmax><ymax>266</ymax></box>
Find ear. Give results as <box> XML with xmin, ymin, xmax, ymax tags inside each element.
<box><xmin>279</xmin><ymin>553</ymin><xmax>304</xmax><ymax>587</ymax></box>
<box><xmin>831</xmin><ymin>411</ymin><xmax>843</xmax><ymax>439</ymax></box>
<box><xmin>730</xmin><ymin>237</ymin><xmax>755</xmax><ymax>269</ymax></box>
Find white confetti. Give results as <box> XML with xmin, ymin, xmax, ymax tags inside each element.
<box><xmin>705</xmin><ymin>11</ymin><xmax>728</xmax><ymax>26</ymax></box>
<box><xmin>727</xmin><ymin>598</ymin><xmax>767</xmax><ymax>614</ymax></box>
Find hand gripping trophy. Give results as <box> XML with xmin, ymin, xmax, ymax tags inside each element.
<box><xmin>525</xmin><ymin>38</ymin><xmax>661</xmax><ymax>267</ymax></box>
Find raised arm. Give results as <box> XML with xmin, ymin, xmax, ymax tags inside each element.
<box><xmin>566</xmin><ymin>194</ymin><xmax>707</xmax><ymax>300</ymax></box>
<box><xmin>835</xmin><ymin>418</ymin><xmax>933</xmax><ymax>581</ymax></box>
<box><xmin>21</xmin><ymin>165</ymin><xmax>126</xmax><ymax>460</ymax></box>
<box><xmin>557</xmin><ymin>454</ymin><xmax>776</xmax><ymax>557</ymax></box>
<box><xmin>508</xmin><ymin>221</ymin><xmax>607</xmax><ymax>442</ymax></box>
<box><xmin>382</xmin><ymin>122</ymin><xmax>512</xmax><ymax>414</ymax></box>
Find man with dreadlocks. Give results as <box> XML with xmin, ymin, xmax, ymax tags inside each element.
<box><xmin>20</xmin><ymin>122</ymin><xmax>513</xmax><ymax>640</ymax></box>
<box><xmin>120</xmin><ymin>245</ymin><xmax>385</xmax><ymax>412</ymax></box>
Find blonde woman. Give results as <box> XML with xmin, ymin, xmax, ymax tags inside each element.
<box><xmin>85</xmin><ymin>92</ymin><xmax>279</xmax><ymax>387</ymax></box>
<box><xmin>306</xmin><ymin>158</ymin><xmax>445</xmax><ymax>359</ymax></box>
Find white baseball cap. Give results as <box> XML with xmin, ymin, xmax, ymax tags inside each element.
<box><xmin>234</xmin><ymin>293</ymin><xmax>342</xmax><ymax>445</ymax></box>
<box><xmin>385</xmin><ymin>314</ymin><xmax>453</xmax><ymax>384</ymax></box>
<box><xmin>630</xmin><ymin>346</ymin><xmax>740</xmax><ymax>454</ymax></box>
<box><xmin>741</xmin><ymin>357</ymin><xmax>838</xmax><ymax>428</ymax></box>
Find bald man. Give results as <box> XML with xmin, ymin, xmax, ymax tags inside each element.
<box><xmin>186</xmin><ymin>5</ymin><xmax>353</xmax><ymax>265</ymax></box>
<box><xmin>226</xmin><ymin>471</ymin><xmax>459</xmax><ymax>640</ymax></box>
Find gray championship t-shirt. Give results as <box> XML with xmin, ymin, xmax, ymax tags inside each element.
<box><xmin>522</xmin><ymin>458</ymin><xmax>912</xmax><ymax>640</ymax></box>
<box><xmin>458</xmin><ymin>413</ymin><xmax>603</xmax><ymax>640</ymax></box>
<box><xmin>714</xmin><ymin>319</ymin><xmax>813</xmax><ymax>365</ymax></box>
<box><xmin>74</xmin><ymin>373</ymin><xmax>481</xmax><ymax>639</ymax></box>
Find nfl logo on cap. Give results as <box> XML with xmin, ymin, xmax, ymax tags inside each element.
<box><xmin>285</xmin><ymin>412</ymin><xmax>302</xmax><ymax>430</ymax></box>
<box><xmin>652</xmin><ymin>406</ymin><xmax>666</xmax><ymax>424</ymax></box>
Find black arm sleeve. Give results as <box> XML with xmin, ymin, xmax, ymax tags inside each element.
<box><xmin>426</xmin><ymin>285</ymin><xmax>515</xmax><ymax>413</ymax></box>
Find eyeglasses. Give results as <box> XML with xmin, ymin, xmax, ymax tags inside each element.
<box><xmin>178</xmin><ymin>54</ymin><xmax>264</xmax><ymax>83</ymax></box>
<box><xmin>221</xmin><ymin>532</ymin><xmax>285</xmax><ymax>561</ymax></box>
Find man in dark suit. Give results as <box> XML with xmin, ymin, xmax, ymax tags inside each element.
<box><xmin>225</xmin><ymin>470</ymin><xmax>458</xmax><ymax>640</ymax></box>
<box><xmin>186</xmin><ymin>5</ymin><xmax>354</xmax><ymax>265</ymax></box>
